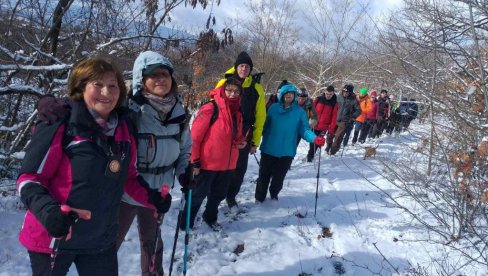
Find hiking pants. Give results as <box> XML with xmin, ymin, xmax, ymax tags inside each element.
<box><xmin>116</xmin><ymin>201</ymin><xmax>164</xmax><ymax>276</ymax></box>
<box><xmin>342</xmin><ymin>123</ymin><xmax>354</xmax><ymax>147</ymax></box>
<box><xmin>330</xmin><ymin>122</ymin><xmax>352</xmax><ymax>155</ymax></box>
<box><xmin>255</xmin><ymin>152</ymin><xmax>294</xmax><ymax>202</ymax></box>
<box><xmin>226</xmin><ymin>143</ymin><xmax>251</xmax><ymax>205</ymax></box>
<box><xmin>351</xmin><ymin>121</ymin><xmax>363</xmax><ymax>144</ymax></box>
<box><xmin>28</xmin><ymin>245</ymin><xmax>117</xmax><ymax>276</ymax></box>
<box><xmin>183</xmin><ymin>170</ymin><xmax>233</xmax><ymax>226</ymax></box>
<box><xmin>359</xmin><ymin>119</ymin><xmax>375</xmax><ymax>142</ymax></box>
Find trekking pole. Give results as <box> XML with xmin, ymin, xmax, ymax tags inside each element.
<box><xmin>314</xmin><ymin>147</ymin><xmax>322</xmax><ymax>218</ymax></box>
<box><xmin>253</xmin><ymin>153</ymin><xmax>260</xmax><ymax>166</ymax></box>
<box><xmin>183</xmin><ymin>188</ymin><xmax>192</xmax><ymax>275</ymax></box>
<box><xmin>168</xmin><ymin>196</ymin><xmax>185</xmax><ymax>276</ymax></box>
<box><xmin>148</xmin><ymin>186</ymin><xmax>170</xmax><ymax>276</ymax></box>
<box><xmin>340</xmin><ymin>144</ymin><xmax>346</xmax><ymax>158</ymax></box>
<box><xmin>49</xmin><ymin>205</ymin><xmax>91</xmax><ymax>276</ymax></box>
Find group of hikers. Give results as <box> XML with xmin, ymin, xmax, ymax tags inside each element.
<box><xmin>268</xmin><ymin>81</ymin><xmax>420</xmax><ymax>162</ymax></box>
<box><xmin>16</xmin><ymin>50</ymin><xmax>419</xmax><ymax>276</ymax></box>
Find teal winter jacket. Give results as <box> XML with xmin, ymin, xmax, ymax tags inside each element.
<box><xmin>260</xmin><ymin>84</ymin><xmax>316</xmax><ymax>157</ymax></box>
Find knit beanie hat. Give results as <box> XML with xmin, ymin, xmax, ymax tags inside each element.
<box><xmin>297</xmin><ymin>88</ymin><xmax>308</xmax><ymax>97</ymax></box>
<box><xmin>277</xmin><ymin>80</ymin><xmax>289</xmax><ymax>91</ymax></box>
<box><xmin>343</xmin><ymin>84</ymin><xmax>354</xmax><ymax>93</ymax></box>
<box><xmin>359</xmin><ymin>87</ymin><xmax>368</xmax><ymax>95</ymax></box>
<box><xmin>370</xmin><ymin>90</ymin><xmax>377</xmax><ymax>97</ymax></box>
<box><xmin>234</xmin><ymin>51</ymin><xmax>253</xmax><ymax>71</ymax></box>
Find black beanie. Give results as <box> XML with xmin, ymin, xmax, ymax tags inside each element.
<box><xmin>234</xmin><ymin>51</ymin><xmax>253</xmax><ymax>71</ymax></box>
<box><xmin>277</xmin><ymin>80</ymin><xmax>288</xmax><ymax>90</ymax></box>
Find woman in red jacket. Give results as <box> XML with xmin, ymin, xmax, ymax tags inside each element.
<box><xmin>180</xmin><ymin>77</ymin><xmax>247</xmax><ymax>230</ymax></box>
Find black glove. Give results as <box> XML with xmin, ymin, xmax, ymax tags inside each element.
<box><xmin>36</xmin><ymin>95</ymin><xmax>70</xmax><ymax>123</ymax></box>
<box><xmin>44</xmin><ymin>206</ymin><xmax>78</xmax><ymax>238</ymax></box>
<box><xmin>148</xmin><ymin>190</ymin><xmax>172</xmax><ymax>214</ymax></box>
<box><xmin>178</xmin><ymin>164</ymin><xmax>197</xmax><ymax>190</ymax></box>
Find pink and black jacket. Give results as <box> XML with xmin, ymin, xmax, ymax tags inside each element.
<box><xmin>17</xmin><ymin>101</ymin><xmax>154</xmax><ymax>254</ymax></box>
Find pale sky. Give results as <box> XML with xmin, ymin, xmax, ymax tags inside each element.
<box><xmin>168</xmin><ymin>0</ymin><xmax>405</xmax><ymax>34</ymax></box>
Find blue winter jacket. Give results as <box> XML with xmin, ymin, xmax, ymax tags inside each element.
<box><xmin>260</xmin><ymin>85</ymin><xmax>316</xmax><ymax>157</ymax></box>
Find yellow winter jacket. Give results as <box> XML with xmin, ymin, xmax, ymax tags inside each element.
<box><xmin>215</xmin><ymin>67</ymin><xmax>266</xmax><ymax>147</ymax></box>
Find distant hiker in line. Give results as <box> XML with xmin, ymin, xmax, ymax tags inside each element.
<box><xmin>267</xmin><ymin>80</ymin><xmax>288</xmax><ymax>111</ymax></box>
<box><xmin>18</xmin><ymin>57</ymin><xmax>170</xmax><ymax>276</ymax></box>
<box><xmin>215</xmin><ymin>51</ymin><xmax>266</xmax><ymax>212</ymax></box>
<box><xmin>296</xmin><ymin>88</ymin><xmax>318</xmax><ymax>162</ymax></box>
<box><xmin>312</xmin><ymin>85</ymin><xmax>338</xmax><ymax>156</ymax></box>
<box><xmin>362</xmin><ymin>90</ymin><xmax>378</xmax><ymax>140</ymax></box>
<box><xmin>181</xmin><ymin>77</ymin><xmax>247</xmax><ymax>229</ymax></box>
<box><xmin>351</xmin><ymin>87</ymin><xmax>374</xmax><ymax>145</ymax></box>
<box><xmin>255</xmin><ymin>83</ymin><xmax>325</xmax><ymax>203</ymax></box>
<box><xmin>329</xmin><ymin>84</ymin><xmax>361</xmax><ymax>155</ymax></box>
<box><xmin>372</xmin><ymin>89</ymin><xmax>391</xmax><ymax>138</ymax></box>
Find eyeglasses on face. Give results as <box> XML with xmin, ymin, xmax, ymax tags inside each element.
<box><xmin>225</xmin><ymin>88</ymin><xmax>241</xmax><ymax>95</ymax></box>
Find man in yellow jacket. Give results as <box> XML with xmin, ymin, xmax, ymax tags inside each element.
<box><xmin>215</xmin><ymin>51</ymin><xmax>266</xmax><ymax>211</ymax></box>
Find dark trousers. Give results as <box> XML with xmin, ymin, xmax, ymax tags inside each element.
<box><xmin>226</xmin><ymin>143</ymin><xmax>251</xmax><ymax>204</ymax></box>
<box><xmin>116</xmin><ymin>201</ymin><xmax>163</xmax><ymax>276</ymax></box>
<box><xmin>359</xmin><ymin>119</ymin><xmax>375</xmax><ymax>142</ymax></box>
<box><xmin>342</xmin><ymin>123</ymin><xmax>354</xmax><ymax>147</ymax></box>
<box><xmin>255</xmin><ymin>152</ymin><xmax>294</xmax><ymax>202</ymax></box>
<box><xmin>307</xmin><ymin>129</ymin><xmax>324</xmax><ymax>160</ymax></box>
<box><xmin>182</xmin><ymin>169</ymin><xmax>233</xmax><ymax>227</ymax></box>
<box><xmin>28</xmin><ymin>245</ymin><xmax>118</xmax><ymax>276</ymax></box>
<box><xmin>351</xmin><ymin>121</ymin><xmax>363</xmax><ymax>144</ymax></box>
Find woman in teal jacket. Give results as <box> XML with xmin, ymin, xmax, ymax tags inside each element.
<box><xmin>255</xmin><ymin>83</ymin><xmax>325</xmax><ymax>202</ymax></box>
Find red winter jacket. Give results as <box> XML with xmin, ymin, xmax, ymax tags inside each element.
<box><xmin>190</xmin><ymin>87</ymin><xmax>244</xmax><ymax>171</ymax></box>
<box><xmin>366</xmin><ymin>98</ymin><xmax>378</xmax><ymax>120</ymax></box>
<box><xmin>313</xmin><ymin>94</ymin><xmax>338</xmax><ymax>133</ymax></box>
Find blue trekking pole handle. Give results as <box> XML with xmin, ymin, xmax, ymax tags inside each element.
<box><xmin>183</xmin><ymin>189</ymin><xmax>192</xmax><ymax>275</ymax></box>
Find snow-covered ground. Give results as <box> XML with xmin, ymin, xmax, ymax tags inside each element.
<box><xmin>1</xmin><ymin>121</ymin><xmax>486</xmax><ymax>275</ymax></box>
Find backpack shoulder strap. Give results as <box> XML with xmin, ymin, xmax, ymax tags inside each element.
<box><xmin>209</xmin><ymin>100</ymin><xmax>219</xmax><ymax>126</ymax></box>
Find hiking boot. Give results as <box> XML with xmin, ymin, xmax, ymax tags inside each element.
<box><xmin>226</xmin><ymin>198</ymin><xmax>238</xmax><ymax>209</ymax></box>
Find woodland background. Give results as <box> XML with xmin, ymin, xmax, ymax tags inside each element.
<box><xmin>0</xmin><ymin>1</ymin><xmax>487</xmax><ymax>274</ymax></box>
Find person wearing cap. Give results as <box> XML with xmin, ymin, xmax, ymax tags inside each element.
<box><xmin>215</xmin><ymin>51</ymin><xmax>266</xmax><ymax>211</ymax></box>
<box><xmin>255</xmin><ymin>83</ymin><xmax>325</xmax><ymax>202</ymax></box>
<box><xmin>180</xmin><ymin>77</ymin><xmax>247</xmax><ymax>229</ymax></box>
<box><xmin>329</xmin><ymin>84</ymin><xmax>361</xmax><ymax>155</ymax></box>
<box><xmin>351</xmin><ymin>87</ymin><xmax>374</xmax><ymax>145</ymax></box>
<box><xmin>313</xmin><ymin>85</ymin><xmax>338</xmax><ymax>156</ymax></box>
<box><xmin>115</xmin><ymin>51</ymin><xmax>192</xmax><ymax>275</ymax></box>
<box><xmin>361</xmin><ymin>90</ymin><xmax>378</xmax><ymax>141</ymax></box>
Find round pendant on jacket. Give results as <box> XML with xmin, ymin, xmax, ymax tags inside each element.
<box><xmin>109</xmin><ymin>160</ymin><xmax>121</xmax><ymax>173</ymax></box>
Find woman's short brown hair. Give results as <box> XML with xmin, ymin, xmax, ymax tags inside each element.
<box><xmin>67</xmin><ymin>57</ymin><xmax>127</xmax><ymax>108</ymax></box>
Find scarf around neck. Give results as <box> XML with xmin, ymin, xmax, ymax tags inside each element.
<box><xmin>142</xmin><ymin>91</ymin><xmax>176</xmax><ymax>116</ymax></box>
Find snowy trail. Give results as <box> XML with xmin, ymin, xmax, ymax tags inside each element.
<box><xmin>5</xmin><ymin>125</ymin><xmax>469</xmax><ymax>275</ymax></box>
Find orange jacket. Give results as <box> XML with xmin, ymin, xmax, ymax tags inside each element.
<box><xmin>355</xmin><ymin>95</ymin><xmax>374</xmax><ymax>123</ymax></box>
